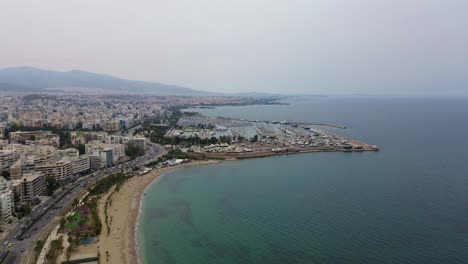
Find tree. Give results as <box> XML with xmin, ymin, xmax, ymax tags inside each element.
<box><xmin>1</xmin><ymin>171</ymin><xmax>10</xmax><ymax>180</ymax></box>
<box><xmin>34</xmin><ymin>240</ymin><xmax>44</xmax><ymax>254</ymax></box>
<box><xmin>16</xmin><ymin>204</ymin><xmax>32</xmax><ymax>219</ymax></box>
<box><xmin>125</xmin><ymin>144</ymin><xmax>145</xmax><ymax>160</ymax></box>
<box><xmin>77</xmin><ymin>143</ymin><xmax>85</xmax><ymax>155</ymax></box>
<box><xmin>219</xmin><ymin>136</ymin><xmax>232</xmax><ymax>144</ymax></box>
<box><xmin>209</xmin><ymin>137</ymin><xmax>217</xmax><ymax>144</ymax></box>
<box><xmin>45</xmin><ymin>176</ymin><xmax>59</xmax><ymax>196</ymax></box>
<box><xmin>60</xmin><ymin>218</ymin><xmax>66</xmax><ymax>229</ymax></box>
<box><xmin>251</xmin><ymin>135</ymin><xmax>258</xmax><ymax>143</ymax></box>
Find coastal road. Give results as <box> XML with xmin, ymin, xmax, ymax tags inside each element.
<box><xmin>2</xmin><ymin>141</ymin><xmax>164</xmax><ymax>264</ymax></box>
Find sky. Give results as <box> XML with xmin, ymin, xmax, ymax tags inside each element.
<box><xmin>1</xmin><ymin>0</ymin><xmax>467</xmax><ymax>95</ymax></box>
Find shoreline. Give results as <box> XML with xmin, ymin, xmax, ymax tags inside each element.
<box><xmin>135</xmin><ymin>160</ymin><xmax>220</xmax><ymax>264</ymax></box>
<box><xmin>73</xmin><ymin>147</ymin><xmax>378</xmax><ymax>263</ymax></box>
<box><xmin>131</xmin><ymin>150</ymin><xmax>378</xmax><ymax>263</ymax></box>
<box><xmin>188</xmin><ymin>145</ymin><xmax>378</xmax><ymax>160</ymax></box>
<box><xmin>74</xmin><ymin>160</ymin><xmax>220</xmax><ymax>264</ymax></box>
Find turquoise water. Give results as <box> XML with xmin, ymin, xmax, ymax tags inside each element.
<box><xmin>139</xmin><ymin>96</ymin><xmax>468</xmax><ymax>263</ymax></box>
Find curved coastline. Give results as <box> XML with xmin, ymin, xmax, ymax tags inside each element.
<box><xmin>134</xmin><ymin>160</ymin><xmax>220</xmax><ymax>264</ymax></box>
<box><xmin>135</xmin><ymin>166</ymin><xmax>171</xmax><ymax>264</ymax></box>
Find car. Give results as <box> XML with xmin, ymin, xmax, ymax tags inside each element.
<box><xmin>7</xmin><ymin>243</ymin><xmax>12</xmax><ymax>247</ymax></box>
<box><xmin>33</xmin><ymin>227</ymin><xmax>38</xmax><ymax>231</ymax></box>
<box><xmin>20</xmin><ymin>248</ymin><xmax>25</xmax><ymax>252</ymax></box>
<box><xmin>3</xmin><ymin>241</ymin><xmax>9</xmax><ymax>246</ymax></box>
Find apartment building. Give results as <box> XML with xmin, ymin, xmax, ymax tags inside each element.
<box><xmin>59</xmin><ymin>148</ymin><xmax>80</xmax><ymax>158</ymax></box>
<box><xmin>9</xmin><ymin>131</ymin><xmax>60</xmax><ymax>147</ymax></box>
<box><xmin>0</xmin><ymin>150</ymin><xmax>19</xmax><ymax>173</ymax></box>
<box><xmin>36</xmin><ymin>160</ymin><xmax>72</xmax><ymax>183</ymax></box>
<box><xmin>89</xmin><ymin>155</ymin><xmax>103</xmax><ymax>171</ymax></box>
<box><xmin>0</xmin><ymin>178</ymin><xmax>13</xmax><ymax>226</ymax></box>
<box><xmin>70</xmin><ymin>155</ymin><xmax>90</xmax><ymax>175</ymax></box>
<box><xmin>126</xmin><ymin>137</ymin><xmax>146</xmax><ymax>150</ymax></box>
<box><xmin>13</xmin><ymin>172</ymin><xmax>46</xmax><ymax>205</ymax></box>
<box><xmin>85</xmin><ymin>142</ymin><xmax>125</xmax><ymax>165</ymax></box>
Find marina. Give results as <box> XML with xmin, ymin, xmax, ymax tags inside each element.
<box><xmin>167</xmin><ymin>114</ymin><xmax>378</xmax><ymax>159</ymax></box>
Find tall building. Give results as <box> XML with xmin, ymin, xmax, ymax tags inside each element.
<box><xmin>70</xmin><ymin>155</ymin><xmax>90</xmax><ymax>175</ymax></box>
<box><xmin>89</xmin><ymin>155</ymin><xmax>103</xmax><ymax>171</ymax></box>
<box><xmin>100</xmin><ymin>149</ymin><xmax>113</xmax><ymax>167</ymax></box>
<box><xmin>0</xmin><ymin>178</ymin><xmax>13</xmax><ymax>227</ymax></box>
<box><xmin>36</xmin><ymin>160</ymin><xmax>72</xmax><ymax>183</ymax></box>
<box><xmin>86</xmin><ymin>142</ymin><xmax>124</xmax><ymax>165</ymax></box>
<box><xmin>0</xmin><ymin>150</ymin><xmax>19</xmax><ymax>173</ymax></box>
<box><xmin>9</xmin><ymin>160</ymin><xmax>22</xmax><ymax>180</ymax></box>
<box><xmin>126</xmin><ymin>137</ymin><xmax>146</xmax><ymax>150</ymax></box>
<box><xmin>13</xmin><ymin>172</ymin><xmax>46</xmax><ymax>205</ymax></box>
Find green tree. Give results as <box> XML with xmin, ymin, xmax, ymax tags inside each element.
<box><xmin>45</xmin><ymin>176</ymin><xmax>59</xmax><ymax>196</ymax></box>
<box><xmin>77</xmin><ymin>143</ymin><xmax>85</xmax><ymax>155</ymax></box>
<box><xmin>251</xmin><ymin>135</ymin><xmax>258</xmax><ymax>142</ymax></box>
<box><xmin>34</xmin><ymin>240</ymin><xmax>44</xmax><ymax>255</ymax></box>
<box><xmin>60</xmin><ymin>218</ymin><xmax>66</xmax><ymax>229</ymax></box>
<box><xmin>209</xmin><ymin>137</ymin><xmax>217</xmax><ymax>144</ymax></box>
<box><xmin>125</xmin><ymin>144</ymin><xmax>145</xmax><ymax>160</ymax></box>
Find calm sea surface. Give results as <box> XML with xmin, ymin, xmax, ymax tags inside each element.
<box><xmin>139</xmin><ymin>96</ymin><xmax>468</xmax><ymax>263</ymax></box>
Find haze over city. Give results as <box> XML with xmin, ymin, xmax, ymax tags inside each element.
<box><xmin>2</xmin><ymin>1</ymin><xmax>468</xmax><ymax>264</ymax></box>
<box><xmin>1</xmin><ymin>0</ymin><xmax>467</xmax><ymax>95</ymax></box>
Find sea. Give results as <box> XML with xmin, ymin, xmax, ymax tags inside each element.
<box><xmin>138</xmin><ymin>95</ymin><xmax>468</xmax><ymax>264</ymax></box>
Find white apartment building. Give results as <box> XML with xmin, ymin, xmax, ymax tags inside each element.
<box><xmin>105</xmin><ymin>135</ymin><xmax>124</xmax><ymax>144</ymax></box>
<box><xmin>0</xmin><ymin>178</ymin><xmax>13</xmax><ymax>226</ymax></box>
<box><xmin>85</xmin><ymin>142</ymin><xmax>125</xmax><ymax>165</ymax></box>
<box><xmin>59</xmin><ymin>148</ymin><xmax>80</xmax><ymax>158</ymax></box>
<box><xmin>9</xmin><ymin>160</ymin><xmax>22</xmax><ymax>180</ymax></box>
<box><xmin>36</xmin><ymin>160</ymin><xmax>72</xmax><ymax>183</ymax></box>
<box><xmin>13</xmin><ymin>172</ymin><xmax>46</xmax><ymax>205</ymax></box>
<box><xmin>70</xmin><ymin>155</ymin><xmax>90</xmax><ymax>175</ymax></box>
<box><xmin>0</xmin><ymin>150</ymin><xmax>19</xmax><ymax>173</ymax></box>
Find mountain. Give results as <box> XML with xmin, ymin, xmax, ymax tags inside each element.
<box><xmin>0</xmin><ymin>67</ymin><xmax>209</xmax><ymax>95</ymax></box>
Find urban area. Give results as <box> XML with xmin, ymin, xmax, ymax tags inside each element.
<box><xmin>0</xmin><ymin>94</ymin><xmax>377</xmax><ymax>264</ymax></box>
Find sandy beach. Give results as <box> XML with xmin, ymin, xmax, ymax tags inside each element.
<box><xmin>71</xmin><ymin>160</ymin><xmax>219</xmax><ymax>264</ymax></box>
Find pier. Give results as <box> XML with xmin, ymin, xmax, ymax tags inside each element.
<box><xmin>290</xmin><ymin>122</ymin><xmax>347</xmax><ymax>129</ymax></box>
<box><xmin>217</xmin><ymin>117</ymin><xmax>347</xmax><ymax>129</ymax></box>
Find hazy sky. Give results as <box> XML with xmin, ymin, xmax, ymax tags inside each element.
<box><xmin>1</xmin><ymin>0</ymin><xmax>467</xmax><ymax>95</ymax></box>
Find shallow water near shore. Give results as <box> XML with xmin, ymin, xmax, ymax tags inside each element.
<box><xmin>139</xmin><ymin>96</ymin><xmax>468</xmax><ymax>264</ymax></box>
